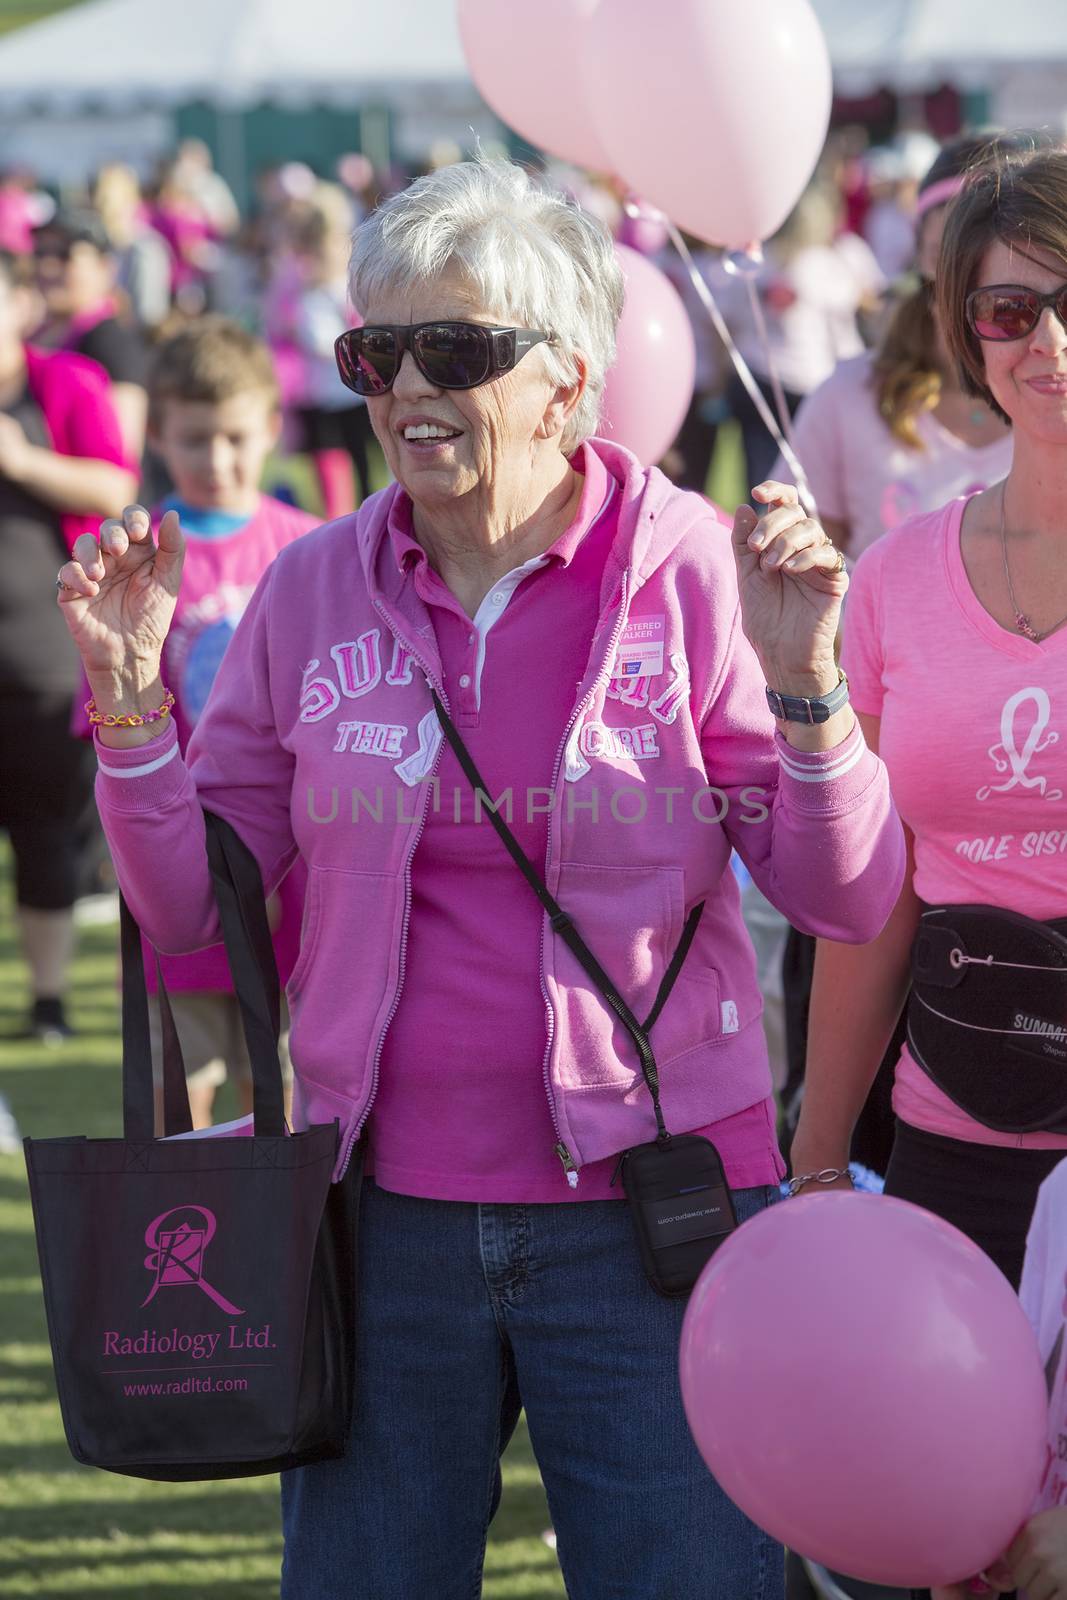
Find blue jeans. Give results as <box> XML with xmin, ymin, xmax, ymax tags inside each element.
<box><xmin>281</xmin><ymin>1181</ymin><xmax>783</xmax><ymax>1600</ymax></box>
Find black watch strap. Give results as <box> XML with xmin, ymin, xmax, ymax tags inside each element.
<box><xmin>765</xmin><ymin>671</ymin><xmax>849</xmax><ymax>725</ymax></box>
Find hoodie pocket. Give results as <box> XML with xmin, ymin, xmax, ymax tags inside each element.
<box><xmin>285</xmin><ymin>866</ymin><xmax>403</xmax><ymax>1109</ymax></box>
<box><xmin>549</xmin><ymin>862</ymin><xmax>719</xmax><ymax>1085</ymax></box>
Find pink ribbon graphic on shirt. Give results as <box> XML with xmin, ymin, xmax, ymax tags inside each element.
<box><xmin>141</xmin><ymin>1204</ymin><xmax>245</xmax><ymax>1315</ymax></box>
<box><xmin>977</xmin><ymin>687</ymin><xmax>1062</xmax><ymax>803</ymax></box>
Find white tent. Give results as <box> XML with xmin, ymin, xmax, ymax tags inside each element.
<box><xmin>2</xmin><ymin>0</ymin><xmax>1066</xmax><ymax>113</ymax></box>
<box><xmin>0</xmin><ymin>0</ymin><xmax>487</xmax><ymax>190</ymax></box>
<box><xmin>810</xmin><ymin>0</ymin><xmax>1067</xmax><ymax>94</ymax></box>
<box><xmin>0</xmin><ymin>0</ymin><xmax>469</xmax><ymax>110</ymax></box>
<box><xmin>1</xmin><ymin>0</ymin><xmax>1066</xmax><ymax>187</ymax></box>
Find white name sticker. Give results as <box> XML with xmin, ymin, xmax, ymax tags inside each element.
<box><xmin>613</xmin><ymin>614</ymin><xmax>665</xmax><ymax>679</ymax></box>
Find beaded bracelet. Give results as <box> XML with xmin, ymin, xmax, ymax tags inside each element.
<box><xmin>85</xmin><ymin>687</ymin><xmax>175</xmax><ymax>728</ymax></box>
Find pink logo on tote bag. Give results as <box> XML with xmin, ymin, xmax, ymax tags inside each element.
<box><xmin>141</xmin><ymin>1205</ymin><xmax>245</xmax><ymax>1316</ymax></box>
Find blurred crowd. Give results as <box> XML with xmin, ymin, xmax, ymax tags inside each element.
<box><xmin>0</xmin><ymin>117</ymin><xmax>1028</xmax><ymax>1076</ymax></box>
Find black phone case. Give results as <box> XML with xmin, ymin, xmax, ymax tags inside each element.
<box><xmin>619</xmin><ymin>1133</ymin><xmax>738</xmax><ymax>1297</ymax></box>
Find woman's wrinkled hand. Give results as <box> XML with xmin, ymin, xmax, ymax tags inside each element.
<box><xmin>56</xmin><ymin>503</ymin><xmax>185</xmax><ymax>688</ymax></box>
<box><xmin>731</xmin><ymin>480</ymin><xmax>847</xmax><ymax>695</ymax></box>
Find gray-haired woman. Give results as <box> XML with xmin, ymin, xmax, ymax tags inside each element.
<box><xmin>58</xmin><ymin>158</ymin><xmax>904</xmax><ymax>1598</ymax></box>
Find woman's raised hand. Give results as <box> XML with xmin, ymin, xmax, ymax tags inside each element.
<box><xmin>57</xmin><ymin>505</ymin><xmax>185</xmax><ymax>697</ymax></box>
<box><xmin>731</xmin><ymin>480</ymin><xmax>847</xmax><ymax>697</ymax></box>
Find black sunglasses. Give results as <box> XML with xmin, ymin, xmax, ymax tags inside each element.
<box><xmin>334</xmin><ymin>321</ymin><xmax>552</xmax><ymax>396</ymax></box>
<box><xmin>966</xmin><ymin>281</ymin><xmax>1067</xmax><ymax>342</ymax></box>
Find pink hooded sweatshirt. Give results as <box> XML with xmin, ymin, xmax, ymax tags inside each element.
<box><xmin>95</xmin><ymin>439</ymin><xmax>904</xmax><ymax>1184</ymax></box>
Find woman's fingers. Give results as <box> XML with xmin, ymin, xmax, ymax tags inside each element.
<box><xmin>748</xmin><ymin>503</ymin><xmax>808</xmax><ymax>553</ymax></box>
<box><xmin>57</xmin><ymin>556</ymin><xmax>99</xmax><ymax>599</ymax></box>
<box><xmin>752</xmin><ymin>479</ymin><xmax>800</xmax><ymax>509</ymax></box>
<box><xmin>757</xmin><ymin>517</ymin><xmax>823</xmax><ymax>570</ymax></box>
<box><xmin>71</xmin><ymin>530</ymin><xmax>105</xmax><ymax>579</ymax></box>
<box><xmin>99</xmin><ymin>517</ymin><xmax>130</xmax><ymax>562</ymax></box>
<box><xmin>779</xmin><ymin>537</ymin><xmax>844</xmax><ymax>576</ymax></box>
<box><xmin>122</xmin><ymin>504</ymin><xmax>153</xmax><ymax>542</ymax></box>
<box><xmin>152</xmin><ymin>508</ymin><xmax>185</xmax><ymax>585</ymax></box>
<box><xmin>96</xmin><ymin>504</ymin><xmax>154</xmax><ymax>563</ymax></box>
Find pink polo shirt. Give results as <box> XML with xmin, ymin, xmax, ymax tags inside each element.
<box><xmin>368</xmin><ymin>445</ymin><xmax>783</xmax><ymax>1202</ymax></box>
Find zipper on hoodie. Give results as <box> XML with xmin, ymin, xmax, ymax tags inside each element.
<box><xmin>337</xmin><ymin>624</ymin><xmax>446</xmax><ymax>1183</ymax></box>
<box><xmin>554</xmin><ymin>1143</ymin><xmax>578</xmax><ymax>1186</ymax></box>
<box><xmin>538</xmin><ymin>570</ymin><xmax>632</xmax><ymax>1191</ymax></box>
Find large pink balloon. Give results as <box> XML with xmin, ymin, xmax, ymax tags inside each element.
<box><xmin>457</xmin><ymin>0</ymin><xmax>611</xmax><ymax>171</ymax></box>
<box><xmin>599</xmin><ymin>245</ymin><xmax>695</xmax><ymax>466</ymax></box>
<box><xmin>584</xmin><ymin>0</ymin><xmax>832</xmax><ymax>248</ymax></box>
<box><xmin>679</xmin><ymin>1193</ymin><xmax>1047</xmax><ymax>1588</ymax></box>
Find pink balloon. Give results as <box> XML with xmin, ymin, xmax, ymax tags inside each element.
<box><xmin>679</xmin><ymin>1193</ymin><xmax>1047</xmax><ymax>1588</ymax></box>
<box><xmin>617</xmin><ymin>197</ymin><xmax>670</xmax><ymax>257</ymax></box>
<box><xmin>457</xmin><ymin>0</ymin><xmax>612</xmax><ymax>171</ymax></box>
<box><xmin>584</xmin><ymin>0</ymin><xmax>832</xmax><ymax>248</ymax></box>
<box><xmin>599</xmin><ymin>244</ymin><xmax>695</xmax><ymax>466</ymax></box>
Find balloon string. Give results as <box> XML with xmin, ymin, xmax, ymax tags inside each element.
<box><xmin>743</xmin><ymin>276</ymin><xmax>797</xmax><ymax>456</ymax></box>
<box><xmin>666</xmin><ymin>222</ymin><xmax>816</xmax><ymax>514</ymax></box>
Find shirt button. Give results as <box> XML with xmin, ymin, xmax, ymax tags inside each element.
<box><xmin>491</xmin><ymin>592</ymin><xmax>504</xmax><ymax>605</ymax></box>
<box><xmin>467</xmin><ymin>633</ymin><xmax>475</xmax><ymax>645</ymax></box>
<box><xmin>459</xmin><ymin>673</ymin><xmax>471</xmax><ymax>689</ymax></box>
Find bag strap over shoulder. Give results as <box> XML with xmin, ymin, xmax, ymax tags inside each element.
<box><xmin>431</xmin><ymin>689</ymin><xmax>703</xmax><ymax>1143</ymax></box>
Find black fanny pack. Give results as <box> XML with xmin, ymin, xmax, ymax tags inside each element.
<box><xmin>907</xmin><ymin>902</ymin><xmax>1067</xmax><ymax>1134</ymax></box>
<box><xmin>432</xmin><ymin>690</ymin><xmax>736</xmax><ymax>1297</ymax></box>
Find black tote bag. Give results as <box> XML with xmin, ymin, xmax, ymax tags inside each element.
<box><xmin>24</xmin><ymin>811</ymin><xmax>361</xmax><ymax>1482</ymax></box>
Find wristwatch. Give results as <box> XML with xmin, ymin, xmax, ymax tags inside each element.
<box><xmin>765</xmin><ymin>670</ymin><xmax>849</xmax><ymax>725</ymax></box>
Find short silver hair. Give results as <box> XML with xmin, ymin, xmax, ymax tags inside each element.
<box><xmin>349</xmin><ymin>158</ymin><xmax>624</xmax><ymax>452</ymax></box>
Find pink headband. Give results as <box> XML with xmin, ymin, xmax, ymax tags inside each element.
<box><xmin>915</xmin><ymin>175</ymin><xmax>967</xmax><ymax>222</ymax></box>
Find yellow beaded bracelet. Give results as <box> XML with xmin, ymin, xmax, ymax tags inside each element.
<box><xmin>85</xmin><ymin>687</ymin><xmax>175</xmax><ymax>728</ymax></box>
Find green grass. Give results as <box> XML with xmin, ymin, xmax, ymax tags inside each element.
<box><xmin>706</xmin><ymin>418</ymin><xmax>747</xmax><ymax>513</ymax></box>
<box><xmin>0</xmin><ymin>870</ymin><xmax>565</xmax><ymax>1597</ymax></box>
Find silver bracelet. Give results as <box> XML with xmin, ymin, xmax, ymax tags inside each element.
<box><xmin>786</xmin><ymin>1167</ymin><xmax>855</xmax><ymax>1198</ymax></box>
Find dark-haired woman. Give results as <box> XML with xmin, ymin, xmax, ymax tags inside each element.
<box><xmin>774</xmin><ymin>139</ymin><xmax>1016</xmax><ymax>1180</ymax></box>
<box><xmin>791</xmin><ymin>143</ymin><xmax>1067</xmax><ymax>1298</ymax></box>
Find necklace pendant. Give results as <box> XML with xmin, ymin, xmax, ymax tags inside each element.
<box><xmin>1017</xmin><ymin>612</ymin><xmax>1040</xmax><ymax>642</ymax></box>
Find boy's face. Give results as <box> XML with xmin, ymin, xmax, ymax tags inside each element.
<box><xmin>151</xmin><ymin>392</ymin><xmax>281</xmax><ymax>514</ymax></box>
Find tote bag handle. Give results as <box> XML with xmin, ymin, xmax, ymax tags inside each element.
<box><xmin>119</xmin><ymin>810</ymin><xmax>287</xmax><ymax>1142</ymax></box>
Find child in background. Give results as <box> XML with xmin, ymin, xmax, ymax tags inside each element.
<box><xmin>144</xmin><ymin>317</ymin><xmax>319</xmax><ymax>1126</ymax></box>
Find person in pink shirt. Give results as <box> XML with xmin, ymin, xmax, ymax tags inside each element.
<box><xmin>772</xmin><ymin>138</ymin><xmax>1020</xmax><ymax>1202</ymax></box>
<box><xmin>55</xmin><ymin>157</ymin><xmax>903</xmax><ymax>1600</ymax></box>
<box><xmin>725</xmin><ymin>178</ymin><xmax>885</xmax><ymax>492</ymax></box>
<box><xmin>0</xmin><ymin>249</ymin><xmax>136</xmax><ymax>1045</ymax></box>
<box><xmin>791</xmin><ymin>145</ymin><xmax>1067</xmax><ymax>1296</ymax></box>
<box><xmin>140</xmin><ymin>316</ymin><xmax>318</xmax><ymax>1126</ymax></box>
<box><xmin>31</xmin><ymin>207</ymin><xmax>151</xmax><ymax>467</ymax></box>
<box><xmin>783</xmin><ymin>135</ymin><xmax>1021</xmax><ymax>562</ymax></box>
